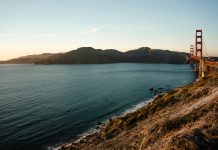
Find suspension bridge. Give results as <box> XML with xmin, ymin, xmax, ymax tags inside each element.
<box><xmin>189</xmin><ymin>30</ymin><xmax>218</xmax><ymax>78</ymax></box>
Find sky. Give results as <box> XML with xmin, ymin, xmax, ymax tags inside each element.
<box><xmin>0</xmin><ymin>0</ymin><xmax>218</xmax><ymax>60</ymax></box>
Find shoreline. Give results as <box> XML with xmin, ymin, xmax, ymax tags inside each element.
<box><xmin>53</xmin><ymin>84</ymin><xmax>188</xmax><ymax>149</ymax></box>
<box><xmin>59</xmin><ymin>73</ymin><xmax>218</xmax><ymax>150</ymax></box>
<box><xmin>53</xmin><ymin>93</ymin><xmax>168</xmax><ymax>150</ymax></box>
<box><xmin>53</xmin><ymin>97</ymin><xmax>157</xmax><ymax>150</ymax></box>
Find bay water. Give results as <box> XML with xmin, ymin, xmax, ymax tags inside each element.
<box><xmin>0</xmin><ymin>63</ymin><xmax>195</xmax><ymax>150</ymax></box>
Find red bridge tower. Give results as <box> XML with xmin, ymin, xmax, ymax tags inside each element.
<box><xmin>190</xmin><ymin>45</ymin><xmax>194</xmax><ymax>64</ymax></box>
<box><xmin>195</xmin><ymin>30</ymin><xmax>203</xmax><ymax>70</ymax></box>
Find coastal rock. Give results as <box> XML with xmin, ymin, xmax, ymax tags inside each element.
<box><xmin>96</xmin><ymin>120</ymin><xmax>101</xmax><ymax>125</ymax></box>
<box><xmin>149</xmin><ymin>87</ymin><xmax>154</xmax><ymax>91</ymax></box>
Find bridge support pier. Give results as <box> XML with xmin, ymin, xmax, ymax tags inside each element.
<box><xmin>200</xmin><ymin>60</ymin><xmax>206</xmax><ymax>78</ymax></box>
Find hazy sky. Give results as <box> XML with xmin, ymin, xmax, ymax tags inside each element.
<box><xmin>0</xmin><ymin>0</ymin><xmax>218</xmax><ymax>60</ymax></box>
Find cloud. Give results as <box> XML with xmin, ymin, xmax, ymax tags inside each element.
<box><xmin>128</xmin><ymin>22</ymin><xmax>158</xmax><ymax>31</ymax></box>
<box><xmin>81</xmin><ymin>27</ymin><xmax>103</xmax><ymax>35</ymax></box>
<box><xmin>42</xmin><ymin>33</ymin><xmax>59</xmax><ymax>37</ymax></box>
<box><xmin>0</xmin><ymin>33</ymin><xmax>13</xmax><ymax>37</ymax></box>
<box><xmin>106</xmin><ymin>25</ymin><xmax>119</xmax><ymax>31</ymax></box>
<box><xmin>80</xmin><ymin>25</ymin><xmax>120</xmax><ymax>35</ymax></box>
<box><xmin>0</xmin><ymin>29</ymin><xmax>15</xmax><ymax>37</ymax></box>
<box><xmin>32</xmin><ymin>33</ymin><xmax>60</xmax><ymax>37</ymax></box>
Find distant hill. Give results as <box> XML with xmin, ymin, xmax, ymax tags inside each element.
<box><xmin>125</xmin><ymin>47</ymin><xmax>188</xmax><ymax>63</ymax></box>
<box><xmin>0</xmin><ymin>53</ymin><xmax>56</xmax><ymax>64</ymax></box>
<box><xmin>0</xmin><ymin>47</ymin><xmax>189</xmax><ymax>64</ymax></box>
<box><xmin>208</xmin><ymin>57</ymin><xmax>218</xmax><ymax>61</ymax></box>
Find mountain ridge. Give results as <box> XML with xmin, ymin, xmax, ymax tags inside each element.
<box><xmin>0</xmin><ymin>47</ymin><xmax>189</xmax><ymax>64</ymax></box>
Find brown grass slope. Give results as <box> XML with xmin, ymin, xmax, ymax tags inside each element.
<box><xmin>62</xmin><ymin>73</ymin><xmax>218</xmax><ymax>150</ymax></box>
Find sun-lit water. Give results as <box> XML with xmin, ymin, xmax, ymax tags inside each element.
<box><xmin>0</xmin><ymin>63</ymin><xmax>195</xmax><ymax>150</ymax></box>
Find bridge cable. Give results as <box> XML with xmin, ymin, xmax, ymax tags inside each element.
<box><xmin>203</xmin><ymin>34</ymin><xmax>209</xmax><ymax>58</ymax></box>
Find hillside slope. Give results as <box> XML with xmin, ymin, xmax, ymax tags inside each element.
<box><xmin>36</xmin><ymin>47</ymin><xmax>189</xmax><ymax>64</ymax></box>
<box><xmin>62</xmin><ymin>73</ymin><xmax>218</xmax><ymax>150</ymax></box>
<box><xmin>0</xmin><ymin>47</ymin><xmax>189</xmax><ymax>64</ymax></box>
<box><xmin>0</xmin><ymin>53</ymin><xmax>57</xmax><ymax>64</ymax></box>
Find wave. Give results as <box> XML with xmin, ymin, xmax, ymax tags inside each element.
<box><xmin>121</xmin><ymin>97</ymin><xmax>155</xmax><ymax>115</ymax></box>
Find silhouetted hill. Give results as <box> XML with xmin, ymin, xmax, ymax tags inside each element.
<box><xmin>125</xmin><ymin>47</ymin><xmax>188</xmax><ymax>63</ymax></box>
<box><xmin>209</xmin><ymin>57</ymin><xmax>218</xmax><ymax>61</ymax></box>
<box><xmin>35</xmin><ymin>47</ymin><xmax>126</xmax><ymax>64</ymax></box>
<box><xmin>0</xmin><ymin>53</ymin><xmax>56</xmax><ymax>64</ymax></box>
<box><xmin>35</xmin><ymin>47</ymin><xmax>189</xmax><ymax>64</ymax></box>
<box><xmin>0</xmin><ymin>47</ymin><xmax>189</xmax><ymax>64</ymax></box>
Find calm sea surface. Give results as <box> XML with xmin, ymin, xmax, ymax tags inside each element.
<box><xmin>0</xmin><ymin>63</ymin><xmax>195</xmax><ymax>150</ymax></box>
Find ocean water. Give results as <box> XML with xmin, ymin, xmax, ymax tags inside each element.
<box><xmin>0</xmin><ymin>63</ymin><xmax>195</xmax><ymax>150</ymax></box>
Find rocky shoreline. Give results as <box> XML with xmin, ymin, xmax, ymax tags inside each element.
<box><xmin>59</xmin><ymin>73</ymin><xmax>218</xmax><ymax>150</ymax></box>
